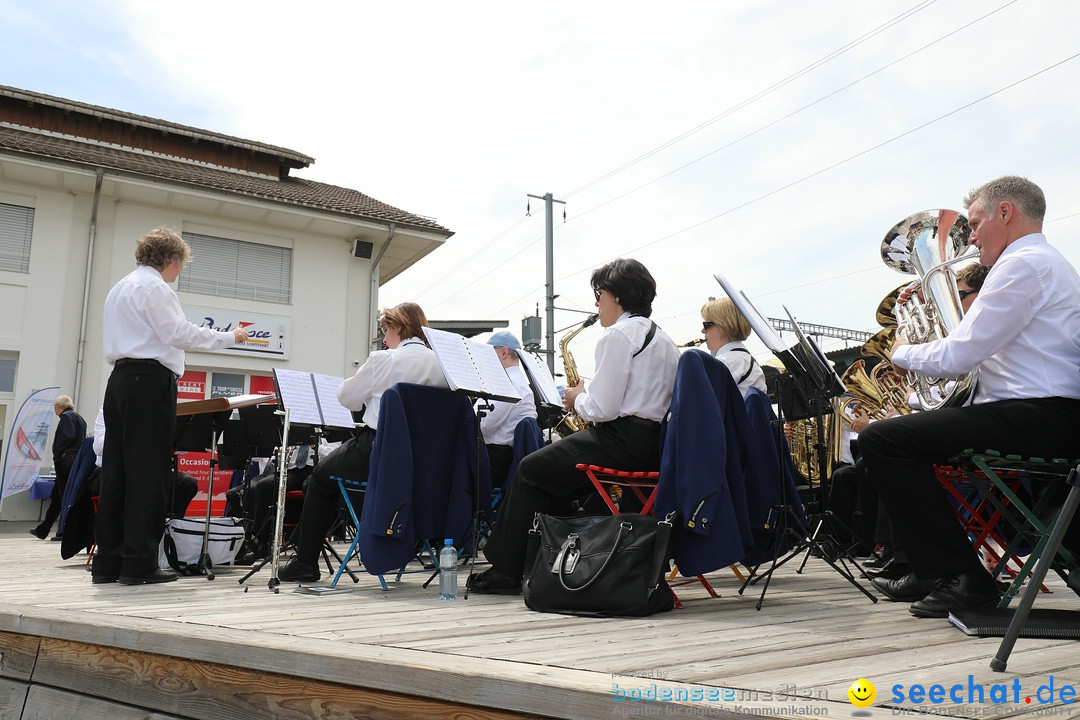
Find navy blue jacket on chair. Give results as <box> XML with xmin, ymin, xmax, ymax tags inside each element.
<box><xmin>740</xmin><ymin>388</ymin><xmax>808</xmax><ymax>566</ymax></box>
<box><xmin>358</xmin><ymin>383</ymin><xmax>491</xmax><ymax>575</ymax></box>
<box><xmin>507</xmin><ymin>416</ymin><xmax>544</xmax><ymax>488</ymax></box>
<box><xmin>57</xmin><ymin>437</ymin><xmax>97</xmax><ymax>559</ymax></box>
<box><xmin>655</xmin><ymin>350</ymin><xmax>753</xmax><ymax>575</ymax></box>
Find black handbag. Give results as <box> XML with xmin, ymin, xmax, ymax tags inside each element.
<box><xmin>522</xmin><ymin>511</ymin><xmax>676</xmax><ymax>617</ymax></box>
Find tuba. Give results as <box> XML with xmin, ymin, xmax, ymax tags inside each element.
<box><xmin>555</xmin><ymin>313</ymin><xmax>598</xmax><ymax>435</ymax></box>
<box><xmin>880</xmin><ymin>209</ymin><xmax>977</xmax><ymax>410</ymax></box>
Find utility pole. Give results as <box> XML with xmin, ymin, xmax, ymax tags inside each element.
<box><xmin>527</xmin><ymin>192</ymin><xmax>566</xmax><ymax>375</ymax></box>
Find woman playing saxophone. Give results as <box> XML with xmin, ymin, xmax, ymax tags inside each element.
<box><xmin>470</xmin><ymin>258</ymin><xmax>681</xmax><ymax>594</ymax></box>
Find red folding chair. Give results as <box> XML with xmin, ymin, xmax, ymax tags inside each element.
<box><xmin>575</xmin><ymin>463</ymin><xmax>720</xmax><ymax>607</ymax></box>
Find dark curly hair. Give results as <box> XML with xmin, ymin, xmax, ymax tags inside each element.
<box><xmin>590</xmin><ymin>258</ymin><xmax>657</xmax><ymax>317</ymax></box>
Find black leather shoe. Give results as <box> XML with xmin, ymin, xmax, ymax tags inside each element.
<box><xmin>119</xmin><ymin>568</ymin><xmax>179</xmax><ymax>585</ymax></box>
<box><xmin>866</xmin><ymin>559</ymin><xmax>911</xmax><ymax>580</ymax></box>
<box><xmin>467</xmin><ymin>568</ymin><xmax>522</xmax><ymax>595</ymax></box>
<box><xmin>863</xmin><ymin>547</ymin><xmax>893</xmax><ymax>569</ymax></box>
<box><xmin>278</xmin><ymin>558</ymin><xmax>320</xmax><ymax>583</ymax></box>
<box><xmin>909</xmin><ymin>570</ymin><xmax>1000</xmax><ymax>618</ymax></box>
<box><xmin>29</xmin><ymin>527</ymin><xmax>48</xmax><ymax>540</ymax></box>
<box><xmin>92</xmin><ymin>574</ymin><xmax>119</xmax><ymax>584</ymax></box>
<box><xmin>871</xmin><ymin>572</ymin><xmax>943</xmax><ymax>602</ymax></box>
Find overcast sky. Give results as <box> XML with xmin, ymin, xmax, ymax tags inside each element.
<box><xmin>3</xmin><ymin>0</ymin><xmax>1079</xmax><ymax>378</ymax></box>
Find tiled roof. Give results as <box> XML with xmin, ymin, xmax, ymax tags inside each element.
<box><xmin>0</xmin><ymin>125</ymin><xmax>451</xmax><ymax>235</ymax></box>
<box><xmin>0</xmin><ymin>84</ymin><xmax>314</xmax><ymax>168</ymax></box>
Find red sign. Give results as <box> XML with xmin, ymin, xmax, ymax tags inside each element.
<box><xmin>175</xmin><ymin>451</ymin><xmax>227</xmax><ymax>516</ymax></box>
<box><xmin>249</xmin><ymin>375</ymin><xmax>276</xmax><ymax>397</ymax></box>
<box><xmin>178</xmin><ymin>371</ymin><xmax>207</xmax><ymax>400</ymax></box>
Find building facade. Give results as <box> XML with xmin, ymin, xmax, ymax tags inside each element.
<box><xmin>0</xmin><ymin>85</ymin><xmax>452</xmax><ymax>519</ymax></box>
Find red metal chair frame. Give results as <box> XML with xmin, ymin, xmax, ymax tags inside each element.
<box><xmin>575</xmin><ymin>463</ymin><xmax>719</xmax><ymax>607</ymax></box>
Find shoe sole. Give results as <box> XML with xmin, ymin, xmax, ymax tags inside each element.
<box><xmin>909</xmin><ymin>595</ymin><xmax>999</xmax><ymax>619</ymax></box>
<box><xmin>118</xmin><ymin>575</ymin><xmax>179</xmax><ymax>585</ymax></box>
<box><xmin>92</xmin><ymin>576</ymin><xmax>119</xmax><ymax>584</ymax></box>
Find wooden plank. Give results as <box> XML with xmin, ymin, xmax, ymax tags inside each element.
<box><xmin>22</xmin><ymin>684</ymin><xmax>187</xmax><ymax>720</ymax></box>
<box><xmin>0</xmin><ymin>630</ymin><xmax>39</xmax><ymax>681</ymax></box>
<box><xmin>0</xmin><ymin>677</ymin><xmax>29</xmax><ymax>720</ymax></box>
<box><xmin>32</xmin><ymin>637</ymin><xmax>551</xmax><ymax>720</ymax></box>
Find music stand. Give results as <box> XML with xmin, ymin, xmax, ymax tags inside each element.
<box><xmin>713</xmin><ymin>274</ymin><xmax>876</xmax><ymax>607</ymax></box>
<box><xmin>424</xmin><ymin>327</ymin><xmax>521</xmax><ymax>599</ymax></box>
<box><xmin>174</xmin><ymin>394</ymin><xmax>274</xmax><ymax>580</ymax></box>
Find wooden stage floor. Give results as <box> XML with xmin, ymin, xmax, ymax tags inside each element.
<box><xmin>1</xmin><ymin>520</ymin><xmax>1078</xmax><ymax>720</ymax></box>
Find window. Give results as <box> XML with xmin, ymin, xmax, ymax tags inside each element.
<box><xmin>179</xmin><ymin>232</ymin><xmax>292</xmax><ymax>304</ymax></box>
<box><xmin>0</xmin><ymin>202</ymin><xmax>34</xmax><ymax>273</ymax></box>
<box><xmin>0</xmin><ymin>357</ymin><xmax>15</xmax><ymax>393</ymax></box>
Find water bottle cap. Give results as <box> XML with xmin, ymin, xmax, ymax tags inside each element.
<box><xmin>444</xmin><ymin>538</ymin><xmax>453</xmax><ymax>545</ymax></box>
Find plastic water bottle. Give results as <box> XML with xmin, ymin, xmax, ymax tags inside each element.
<box><xmin>438</xmin><ymin>538</ymin><xmax>458</xmax><ymax>600</ymax></box>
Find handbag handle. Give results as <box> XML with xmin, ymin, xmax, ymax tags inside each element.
<box><xmin>557</xmin><ymin>521</ymin><xmax>631</xmax><ymax>592</ymax></box>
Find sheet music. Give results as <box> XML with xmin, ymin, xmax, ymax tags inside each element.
<box><xmin>273</xmin><ymin>368</ymin><xmax>357</xmax><ymax>429</ymax></box>
<box><xmin>713</xmin><ymin>272</ymin><xmax>787</xmax><ymax>353</ymax></box>
<box><xmin>515</xmin><ymin>348</ymin><xmax>562</xmax><ymax>408</ymax></box>
<box><xmin>422</xmin><ymin>327</ymin><xmax>522</xmax><ymax>402</ymax></box>
<box><xmin>311</xmin><ymin>373</ymin><xmax>357</xmax><ymax>429</ymax></box>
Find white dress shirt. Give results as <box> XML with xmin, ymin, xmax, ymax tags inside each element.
<box><xmin>893</xmin><ymin>233</ymin><xmax>1080</xmax><ymax>403</ymax></box>
<box><xmin>713</xmin><ymin>341</ymin><xmax>767</xmax><ymax>397</ymax></box>
<box><xmin>479</xmin><ymin>364</ymin><xmax>537</xmax><ymax>446</ymax></box>
<box><xmin>103</xmin><ymin>264</ymin><xmax>237</xmax><ymax>376</ymax></box>
<box><xmin>574</xmin><ymin>313</ymin><xmax>680</xmax><ymax>424</ymax></box>
<box><xmin>337</xmin><ymin>337</ymin><xmax>448</xmax><ymax>427</ymax></box>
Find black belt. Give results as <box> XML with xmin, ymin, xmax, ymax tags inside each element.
<box><xmin>114</xmin><ymin>357</ymin><xmax>178</xmax><ymax>381</ymax></box>
<box><xmin>613</xmin><ymin>415</ymin><xmax>661</xmax><ymax>429</ymax></box>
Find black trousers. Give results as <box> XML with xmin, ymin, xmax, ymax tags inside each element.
<box><xmin>294</xmin><ymin>429</ymin><xmax>376</xmax><ymax>565</ymax></box>
<box><xmin>859</xmin><ymin>397</ymin><xmax>1080</xmax><ymax>581</ymax></box>
<box><xmin>487</xmin><ymin>444</ymin><xmax>514</xmax><ymax>490</ymax></box>
<box><xmin>94</xmin><ymin>361</ymin><xmax>177</xmax><ymax>578</ymax></box>
<box><xmin>246</xmin><ymin>465</ymin><xmax>311</xmax><ymax>549</ymax></box>
<box><xmin>483</xmin><ymin>417</ymin><xmax>662</xmax><ymax>579</ymax></box>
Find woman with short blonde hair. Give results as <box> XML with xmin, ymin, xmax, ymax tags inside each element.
<box><xmin>699</xmin><ymin>298</ymin><xmax>765</xmax><ymax>397</ymax></box>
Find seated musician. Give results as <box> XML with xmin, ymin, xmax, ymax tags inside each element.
<box><xmin>859</xmin><ymin>176</ymin><xmax>1080</xmax><ymax>618</ymax></box>
<box><xmin>479</xmin><ymin>331</ymin><xmax>537</xmax><ymax>488</ymax></box>
<box><xmin>470</xmin><ymin>258</ymin><xmax>680</xmax><ymax>594</ymax></box>
<box><xmin>278</xmin><ymin>302</ymin><xmax>447</xmax><ymax>583</ymax></box>
<box><xmin>699</xmin><ymin>298</ymin><xmax>766</xmax><ymax>397</ymax></box>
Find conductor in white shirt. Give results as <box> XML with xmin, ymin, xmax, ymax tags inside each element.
<box><xmin>860</xmin><ymin>177</ymin><xmax>1080</xmax><ymax>618</ymax></box>
<box><xmin>94</xmin><ymin>228</ymin><xmax>248</xmax><ymax>585</ymax></box>
<box><xmin>479</xmin><ymin>331</ymin><xmax>538</xmax><ymax>488</ymax></box>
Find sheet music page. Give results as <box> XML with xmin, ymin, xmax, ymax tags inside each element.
<box><xmin>423</xmin><ymin>327</ymin><xmax>522</xmax><ymax>402</ymax></box>
<box><xmin>311</xmin><ymin>373</ymin><xmax>357</xmax><ymax>429</ymax></box>
<box><xmin>272</xmin><ymin>369</ymin><xmax>324</xmax><ymax>426</ymax></box>
<box><xmin>515</xmin><ymin>348</ymin><xmax>562</xmax><ymax>407</ymax></box>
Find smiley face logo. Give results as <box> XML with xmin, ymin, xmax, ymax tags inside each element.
<box><xmin>848</xmin><ymin>678</ymin><xmax>876</xmax><ymax>708</ymax></box>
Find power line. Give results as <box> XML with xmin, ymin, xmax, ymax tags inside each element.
<box><xmin>558</xmin><ymin>1</ymin><xmax>939</xmax><ymax>200</ymax></box>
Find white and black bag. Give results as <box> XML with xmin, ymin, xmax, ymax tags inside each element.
<box><xmin>158</xmin><ymin>516</ymin><xmax>245</xmax><ymax>573</ymax></box>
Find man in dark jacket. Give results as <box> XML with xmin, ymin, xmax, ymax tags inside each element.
<box><xmin>31</xmin><ymin>394</ymin><xmax>87</xmax><ymax>540</ymax></box>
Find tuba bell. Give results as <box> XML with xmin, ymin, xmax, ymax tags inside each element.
<box><xmin>880</xmin><ymin>209</ymin><xmax>977</xmax><ymax>409</ymax></box>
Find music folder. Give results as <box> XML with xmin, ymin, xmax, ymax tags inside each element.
<box><xmin>422</xmin><ymin>327</ymin><xmax>522</xmax><ymax>403</ymax></box>
<box><xmin>272</xmin><ymin>369</ymin><xmax>356</xmax><ymax>429</ymax></box>
<box><xmin>515</xmin><ymin>348</ymin><xmax>562</xmax><ymax>411</ymax></box>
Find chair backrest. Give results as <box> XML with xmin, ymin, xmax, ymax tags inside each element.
<box><xmin>740</xmin><ymin>387</ymin><xmax>808</xmax><ymax>565</ymax></box>
<box><xmin>654</xmin><ymin>350</ymin><xmax>754</xmax><ymax>575</ymax></box>
<box><xmin>358</xmin><ymin>383</ymin><xmax>491</xmax><ymax>575</ymax></box>
<box><xmin>505</xmin><ymin>416</ymin><xmax>544</xmax><ymax>488</ymax></box>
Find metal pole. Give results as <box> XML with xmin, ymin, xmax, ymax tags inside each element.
<box><xmin>544</xmin><ymin>193</ymin><xmax>555</xmax><ymax>375</ymax></box>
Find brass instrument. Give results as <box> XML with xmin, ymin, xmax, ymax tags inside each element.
<box><xmin>555</xmin><ymin>313</ymin><xmax>598</xmax><ymax>435</ymax></box>
<box><xmin>859</xmin><ymin>328</ymin><xmax>912</xmax><ymax>416</ymax></box>
<box><xmin>874</xmin><ymin>286</ymin><xmax>904</xmax><ymax>328</ymax></box>
<box><xmin>880</xmin><ymin>209</ymin><xmax>977</xmax><ymax>409</ymax></box>
<box><xmin>839</xmin><ymin>360</ymin><xmax>889</xmax><ymax>420</ymax></box>
<box><xmin>678</xmin><ymin>338</ymin><xmax>705</xmax><ymax>348</ymax></box>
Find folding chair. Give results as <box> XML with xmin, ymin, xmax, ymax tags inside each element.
<box><xmin>935</xmin><ymin>463</ymin><xmax>1049</xmax><ymax>594</ymax></box>
<box><xmin>577</xmin><ymin>463</ymin><xmax>719</xmax><ymax>608</ymax></box>
<box><xmin>948</xmin><ymin>449</ymin><xmax>1079</xmax><ymax>607</ymax></box>
<box><xmin>992</xmin><ymin>463</ymin><xmax>1080</xmax><ymax>671</ymax></box>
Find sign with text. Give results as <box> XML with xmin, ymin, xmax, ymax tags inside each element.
<box><xmin>178</xmin><ymin>371</ymin><xmax>207</xmax><ymax>400</ymax></box>
<box><xmin>249</xmin><ymin>375</ymin><xmax>276</xmax><ymax>397</ymax></box>
<box><xmin>182</xmin><ymin>304</ymin><xmax>291</xmax><ymax>359</ymax></box>
<box><xmin>175</xmin><ymin>451</ymin><xmax>227</xmax><ymax>516</ymax></box>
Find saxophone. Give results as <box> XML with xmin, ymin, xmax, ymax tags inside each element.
<box><xmin>555</xmin><ymin>313</ymin><xmax>599</xmax><ymax>435</ymax></box>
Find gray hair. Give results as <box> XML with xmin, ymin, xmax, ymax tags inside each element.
<box><xmin>963</xmin><ymin>176</ymin><xmax>1045</xmax><ymax>223</ymax></box>
<box><xmin>54</xmin><ymin>394</ymin><xmax>74</xmax><ymax>411</ymax></box>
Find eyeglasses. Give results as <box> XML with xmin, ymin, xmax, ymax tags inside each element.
<box><xmin>702</xmin><ymin>321</ymin><xmax>716</xmax><ymax>332</ymax></box>
<box><xmin>593</xmin><ymin>288</ymin><xmax>604</xmax><ymax>301</ymax></box>
<box><xmin>958</xmin><ymin>289</ymin><xmax>977</xmax><ymax>300</ymax></box>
